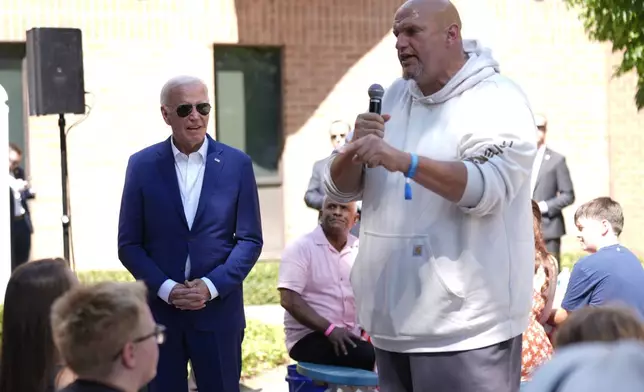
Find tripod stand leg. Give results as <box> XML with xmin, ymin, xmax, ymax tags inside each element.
<box><xmin>59</xmin><ymin>113</ymin><xmax>71</xmax><ymax>264</ymax></box>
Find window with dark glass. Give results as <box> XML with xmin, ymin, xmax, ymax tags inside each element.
<box><xmin>214</xmin><ymin>46</ymin><xmax>282</xmax><ymax>183</ymax></box>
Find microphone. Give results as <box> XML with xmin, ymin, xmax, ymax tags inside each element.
<box><xmin>368</xmin><ymin>84</ymin><xmax>385</xmax><ymax>114</ymax></box>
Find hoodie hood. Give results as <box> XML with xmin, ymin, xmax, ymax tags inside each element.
<box><xmin>409</xmin><ymin>39</ymin><xmax>500</xmax><ymax>104</ymax></box>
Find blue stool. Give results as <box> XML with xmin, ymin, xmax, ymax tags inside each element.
<box><xmin>296</xmin><ymin>362</ymin><xmax>378</xmax><ymax>391</ymax></box>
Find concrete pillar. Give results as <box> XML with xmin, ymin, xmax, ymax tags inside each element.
<box><xmin>0</xmin><ymin>84</ymin><xmax>11</xmax><ymax>302</ymax></box>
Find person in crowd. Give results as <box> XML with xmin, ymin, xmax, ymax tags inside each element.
<box><xmin>9</xmin><ymin>143</ymin><xmax>36</xmax><ymax>231</ymax></box>
<box><xmin>279</xmin><ymin>197</ymin><xmax>375</xmax><ymax>370</ymax></box>
<box><xmin>304</xmin><ymin>120</ymin><xmax>350</xmax><ymax>212</ymax></box>
<box><xmin>324</xmin><ymin>0</ymin><xmax>537</xmax><ymax>390</ymax></box>
<box><xmin>549</xmin><ymin>197</ymin><xmax>644</xmax><ymax>326</ymax></box>
<box><xmin>8</xmin><ymin>144</ymin><xmax>34</xmax><ymax>270</ymax></box>
<box><xmin>304</xmin><ymin>120</ymin><xmax>361</xmax><ymax>237</ymax></box>
<box><xmin>0</xmin><ymin>258</ymin><xmax>77</xmax><ymax>392</ymax></box>
<box><xmin>52</xmin><ymin>281</ymin><xmax>161</xmax><ymax>392</ymax></box>
<box><xmin>521</xmin><ymin>201</ymin><xmax>559</xmax><ymax>382</ymax></box>
<box><xmin>554</xmin><ymin>306</ymin><xmax>644</xmax><ymax>348</ymax></box>
<box><xmin>118</xmin><ymin>75</ymin><xmax>263</xmax><ymax>392</ymax></box>
<box><xmin>530</xmin><ymin>114</ymin><xmax>575</xmax><ymax>267</ymax></box>
<box><xmin>524</xmin><ymin>341</ymin><xmax>644</xmax><ymax>392</ymax></box>
<box><xmin>304</xmin><ymin>120</ymin><xmax>351</xmax><ymax>211</ymax></box>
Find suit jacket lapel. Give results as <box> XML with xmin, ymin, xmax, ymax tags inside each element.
<box><xmin>535</xmin><ymin>147</ymin><xmax>552</xmax><ymax>188</ymax></box>
<box><xmin>156</xmin><ymin>137</ymin><xmax>189</xmax><ymax>228</ymax></box>
<box><xmin>193</xmin><ymin>135</ymin><xmax>225</xmax><ymax>229</ymax></box>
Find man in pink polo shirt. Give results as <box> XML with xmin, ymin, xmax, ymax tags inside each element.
<box><xmin>278</xmin><ymin>197</ymin><xmax>375</xmax><ymax>370</ymax></box>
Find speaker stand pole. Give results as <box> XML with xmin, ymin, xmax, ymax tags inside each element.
<box><xmin>58</xmin><ymin>113</ymin><xmax>71</xmax><ymax>265</ymax></box>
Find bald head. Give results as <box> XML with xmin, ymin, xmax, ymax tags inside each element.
<box><xmin>393</xmin><ymin>0</ymin><xmax>466</xmax><ymax>95</ymax></box>
<box><xmin>398</xmin><ymin>0</ymin><xmax>462</xmax><ymax>31</ymax></box>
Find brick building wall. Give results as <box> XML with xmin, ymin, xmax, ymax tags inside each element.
<box><xmin>0</xmin><ymin>0</ymin><xmax>641</xmax><ymax>270</ymax></box>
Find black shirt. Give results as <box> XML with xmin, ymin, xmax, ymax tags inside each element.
<box><xmin>59</xmin><ymin>379</ymin><xmax>126</xmax><ymax>392</ymax></box>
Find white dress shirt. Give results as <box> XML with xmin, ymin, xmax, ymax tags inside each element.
<box><xmin>8</xmin><ymin>174</ymin><xmax>26</xmax><ymax>217</ymax></box>
<box><xmin>530</xmin><ymin>144</ymin><xmax>549</xmax><ymax>213</ymax></box>
<box><xmin>157</xmin><ymin>137</ymin><xmax>218</xmax><ymax>303</ymax></box>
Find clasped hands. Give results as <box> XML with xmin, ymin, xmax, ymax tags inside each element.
<box><xmin>169</xmin><ymin>279</ymin><xmax>211</xmax><ymax>310</ymax></box>
<box><xmin>340</xmin><ymin>113</ymin><xmax>409</xmax><ymax>173</ymax></box>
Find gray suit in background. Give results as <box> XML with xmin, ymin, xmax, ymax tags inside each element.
<box><xmin>305</xmin><ymin>156</ymin><xmax>360</xmax><ymax>237</ymax></box>
<box><xmin>304</xmin><ymin>157</ymin><xmax>329</xmax><ymax>211</ymax></box>
<box><xmin>532</xmin><ymin>147</ymin><xmax>574</xmax><ymax>265</ymax></box>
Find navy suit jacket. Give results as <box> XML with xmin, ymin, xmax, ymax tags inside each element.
<box><xmin>117</xmin><ymin>135</ymin><xmax>263</xmax><ymax>332</ymax></box>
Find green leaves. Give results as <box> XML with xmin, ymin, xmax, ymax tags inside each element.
<box><xmin>564</xmin><ymin>0</ymin><xmax>644</xmax><ymax>109</ymax></box>
<box><xmin>241</xmin><ymin>320</ymin><xmax>290</xmax><ymax>379</ymax></box>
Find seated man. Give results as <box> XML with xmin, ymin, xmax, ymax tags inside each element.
<box><xmin>278</xmin><ymin>197</ymin><xmax>375</xmax><ymax>370</ymax></box>
<box><xmin>51</xmin><ymin>281</ymin><xmax>162</xmax><ymax>392</ymax></box>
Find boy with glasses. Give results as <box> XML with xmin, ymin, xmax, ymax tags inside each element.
<box><xmin>51</xmin><ymin>282</ymin><xmax>163</xmax><ymax>392</ymax></box>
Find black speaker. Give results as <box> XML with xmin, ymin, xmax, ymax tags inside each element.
<box><xmin>26</xmin><ymin>27</ymin><xmax>86</xmax><ymax>116</ymax></box>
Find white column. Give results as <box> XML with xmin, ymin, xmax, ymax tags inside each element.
<box><xmin>0</xmin><ymin>84</ymin><xmax>11</xmax><ymax>302</ymax></box>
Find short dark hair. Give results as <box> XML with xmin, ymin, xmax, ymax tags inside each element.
<box><xmin>574</xmin><ymin>197</ymin><xmax>624</xmax><ymax>236</ymax></box>
<box><xmin>8</xmin><ymin>142</ymin><xmax>21</xmax><ymax>155</ymax></box>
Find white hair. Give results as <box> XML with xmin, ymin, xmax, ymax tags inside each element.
<box><xmin>160</xmin><ymin>75</ymin><xmax>207</xmax><ymax>105</ymax></box>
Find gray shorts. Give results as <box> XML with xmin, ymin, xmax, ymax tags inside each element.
<box><xmin>375</xmin><ymin>335</ymin><xmax>522</xmax><ymax>392</ymax></box>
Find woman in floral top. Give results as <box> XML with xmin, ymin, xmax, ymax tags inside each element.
<box><xmin>521</xmin><ymin>201</ymin><xmax>559</xmax><ymax>382</ymax></box>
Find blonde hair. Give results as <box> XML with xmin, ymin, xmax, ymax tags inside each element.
<box><xmin>51</xmin><ymin>281</ymin><xmax>148</xmax><ymax>378</ymax></box>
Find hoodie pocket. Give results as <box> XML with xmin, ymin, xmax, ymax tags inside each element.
<box><xmin>352</xmin><ymin>231</ymin><xmax>466</xmax><ymax>339</ymax></box>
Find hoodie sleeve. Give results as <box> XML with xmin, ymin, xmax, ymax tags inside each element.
<box><xmin>455</xmin><ymin>80</ymin><xmax>537</xmax><ymax>217</ymax></box>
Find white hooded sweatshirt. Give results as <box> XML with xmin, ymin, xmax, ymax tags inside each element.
<box><xmin>324</xmin><ymin>40</ymin><xmax>537</xmax><ymax>353</ymax></box>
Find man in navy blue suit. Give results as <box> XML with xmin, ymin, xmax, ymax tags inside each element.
<box><xmin>118</xmin><ymin>75</ymin><xmax>263</xmax><ymax>392</ymax></box>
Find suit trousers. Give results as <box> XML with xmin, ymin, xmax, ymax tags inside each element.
<box><xmin>546</xmin><ymin>239</ymin><xmax>561</xmax><ymax>269</ymax></box>
<box><xmin>148</xmin><ymin>323</ymin><xmax>243</xmax><ymax>392</ymax></box>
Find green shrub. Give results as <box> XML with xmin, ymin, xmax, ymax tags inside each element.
<box><xmin>75</xmin><ymin>260</ymin><xmax>280</xmax><ymax>306</ymax></box>
<box><xmin>243</xmin><ymin>260</ymin><xmax>280</xmax><ymax>305</ymax></box>
<box><xmin>560</xmin><ymin>252</ymin><xmax>585</xmax><ymax>271</ymax></box>
<box><xmin>77</xmin><ymin>270</ymin><xmax>135</xmax><ymax>283</ymax></box>
<box><xmin>241</xmin><ymin>319</ymin><xmax>290</xmax><ymax>379</ymax></box>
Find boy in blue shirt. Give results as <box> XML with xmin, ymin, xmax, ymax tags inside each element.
<box><xmin>551</xmin><ymin>197</ymin><xmax>644</xmax><ymax>326</ymax></box>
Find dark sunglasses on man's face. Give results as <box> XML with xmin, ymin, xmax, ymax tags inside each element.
<box><xmin>330</xmin><ymin>133</ymin><xmax>346</xmax><ymax>141</ymax></box>
<box><xmin>174</xmin><ymin>103</ymin><xmax>212</xmax><ymax>118</ymax></box>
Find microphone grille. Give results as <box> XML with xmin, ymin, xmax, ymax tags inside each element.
<box><xmin>368</xmin><ymin>83</ymin><xmax>385</xmax><ymax>99</ymax></box>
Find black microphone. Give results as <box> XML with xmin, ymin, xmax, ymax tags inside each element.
<box><xmin>368</xmin><ymin>84</ymin><xmax>385</xmax><ymax>114</ymax></box>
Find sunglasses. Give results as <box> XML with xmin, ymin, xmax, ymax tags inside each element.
<box><xmin>330</xmin><ymin>133</ymin><xmax>346</xmax><ymax>141</ymax></box>
<box><xmin>173</xmin><ymin>103</ymin><xmax>212</xmax><ymax>118</ymax></box>
<box><xmin>112</xmin><ymin>324</ymin><xmax>166</xmax><ymax>360</ymax></box>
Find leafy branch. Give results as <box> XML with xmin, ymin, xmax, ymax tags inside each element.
<box><xmin>564</xmin><ymin>0</ymin><xmax>644</xmax><ymax>109</ymax></box>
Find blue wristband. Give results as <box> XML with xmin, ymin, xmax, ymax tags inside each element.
<box><xmin>404</xmin><ymin>153</ymin><xmax>418</xmax><ymax>200</ymax></box>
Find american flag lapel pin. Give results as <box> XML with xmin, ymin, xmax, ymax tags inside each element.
<box><xmin>412</xmin><ymin>244</ymin><xmax>423</xmax><ymax>257</ymax></box>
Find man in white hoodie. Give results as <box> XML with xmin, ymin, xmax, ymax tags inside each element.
<box><xmin>324</xmin><ymin>0</ymin><xmax>537</xmax><ymax>391</ymax></box>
